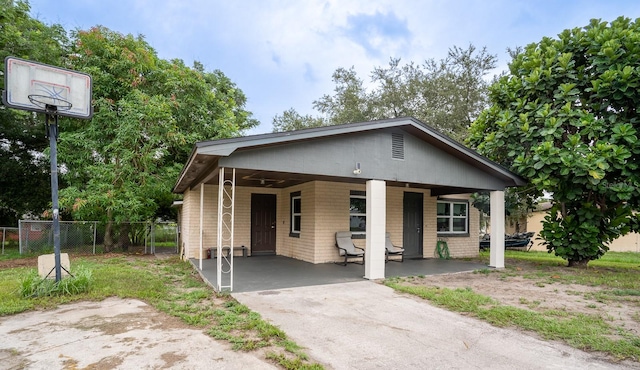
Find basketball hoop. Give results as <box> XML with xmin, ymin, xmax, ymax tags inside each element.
<box><xmin>2</xmin><ymin>56</ymin><xmax>93</xmax><ymax>283</ymax></box>
<box><xmin>28</xmin><ymin>94</ymin><xmax>72</xmax><ymax>112</ymax></box>
<box><xmin>4</xmin><ymin>57</ymin><xmax>92</xmax><ymax>119</ymax></box>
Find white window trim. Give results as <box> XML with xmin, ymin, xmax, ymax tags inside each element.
<box><xmin>291</xmin><ymin>195</ymin><xmax>301</xmax><ymax>234</ymax></box>
<box><xmin>350</xmin><ymin>194</ymin><xmax>366</xmax><ymax>235</ymax></box>
<box><xmin>437</xmin><ymin>200</ymin><xmax>468</xmax><ymax>234</ymax></box>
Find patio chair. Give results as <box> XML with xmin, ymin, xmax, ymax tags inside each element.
<box><xmin>385</xmin><ymin>232</ymin><xmax>404</xmax><ymax>262</ymax></box>
<box><xmin>335</xmin><ymin>231</ymin><xmax>365</xmax><ymax>266</ymax></box>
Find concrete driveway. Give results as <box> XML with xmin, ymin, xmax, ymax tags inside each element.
<box><xmin>234</xmin><ymin>281</ymin><xmax>634</xmax><ymax>370</ymax></box>
<box><xmin>0</xmin><ymin>297</ymin><xmax>275</xmax><ymax>369</ymax></box>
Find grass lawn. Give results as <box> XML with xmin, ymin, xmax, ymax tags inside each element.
<box><xmin>0</xmin><ymin>253</ymin><xmax>322</xmax><ymax>370</ymax></box>
<box><xmin>385</xmin><ymin>250</ymin><xmax>640</xmax><ymax>363</ymax></box>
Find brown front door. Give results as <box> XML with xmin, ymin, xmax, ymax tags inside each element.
<box><xmin>251</xmin><ymin>194</ymin><xmax>277</xmax><ymax>255</ymax></box>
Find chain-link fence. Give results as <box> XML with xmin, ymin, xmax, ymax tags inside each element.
<box><xmin>17</xmin><ymin>220</ymin><xmax>178</xmax><ymax>255</ymax></box>
<box><xmin>1</xmin><ymin>227</ymin><xmax>19</xmax><ymax>254</ymax></box>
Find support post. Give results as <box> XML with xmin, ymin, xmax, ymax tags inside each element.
<box><xmin>216</xmin><ymin>168</ymin><xmax>235</xmax><ymax>292</ymax></box>
<box><xmin>364</xmin><ymin>180</ymin><xmax>386</xmax><ymax>280</ymax></box>
<box><xmin>489</xmin><ymin>190</ymin><xmax>505</xmax><ymax>269</ymax></box>
<box><xmin>47</xmin><ymin>113</ymin><xmax>62</xmax><ymax>282</ymax></box>
<box><xmin>199</xmin><ymin>183</ymin><xmax>204</xmax><ymax>271</ymax></box>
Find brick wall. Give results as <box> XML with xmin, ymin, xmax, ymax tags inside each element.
<box><xmin>280</xmin><ymin>182</ymin><xmax>316</xmax><ymax>261</ymax></box>
<box><xmin>312</xmin><ymin>181</ymin><xmax>362</xmax><ymax>262</ymax></box>
<box><xmin>182</xmin><ymin>184</ymin><xmax>218</xmax><ymax>259</ymax></box>
<box><xmin>180</xmin><ymin>181</ymin><xmax>479</xmax><ymax>262</ymax></box>
<box><xmin>435</xmin><ymin>194</ymin><xmax>479</xmax><ymax>258</ymax></box>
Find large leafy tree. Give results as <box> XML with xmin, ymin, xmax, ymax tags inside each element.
<box><xmin>468</xmin><ymin>17</ymin><xmax>640</xmax><ymax>266</ymax></box>
<box><xmin>0</xmin><ymin>0</ymin><xmax>69</xmax><ymax>225</ymax></box>
<box><xmin>58</xmin><ymin>26</ymin><xmax>257</xmax><ymax>251</ymax></box>
<box><xmin>273</xmin><ymin>44</ymin><xmax>497</xmax><ymax>141</ymax></box>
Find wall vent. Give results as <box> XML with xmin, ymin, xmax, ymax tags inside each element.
<box><xmin>392</xmin><ymin>133</ymin><xmax>404</xmax><ymax>160</ymax></box>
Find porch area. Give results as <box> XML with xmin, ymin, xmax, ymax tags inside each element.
<box><xmin>191</xmin><ymin>255</ymin><xmax>488</xmax><ymax>293</ymax></box>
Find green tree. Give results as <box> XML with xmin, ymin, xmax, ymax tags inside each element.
<box><xmin>471</xmin><ymin>189</ymin><xmax>539</xmax><ymax>233</ymax></box>
<box><xmin>273</xmin><ymin>44</ymin><xmax>497</xmax><ymax>141</ymax></box>
<box><xmin>468</xmin><ymin>17</ymin><xmax>640</xmax><ymax>266</ymax></box>
<box><xmin>0</xmin><ymin>0</ymin><xmax>69</xmax><ymax>224</ymax></box>
<box><xmin>272</xmin><ymin>108</ymin><xmax>326</xmax><ymax>132</ymax></box>
<box><xmin>58</xmin><ymin>26</ymin><xmax>257</xmax><ymax>251</ymax></box>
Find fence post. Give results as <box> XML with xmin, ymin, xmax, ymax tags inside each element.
<box><xmin>151</xmin><ymin>222</ymin><xmax>155</xmax><ymax>255</ymax></box>
<box><xmin>19</xmin><ymin>220</ymin><xmax>23</xmax><ymax>255</ymax></box>
<box><xmin>93</xmin><ymin>221</ymin><xmax>97</xmax><ymax>254</ymax></box>
<box><xmin>144</xmin><ymin>223</ymin><xmax>148</xmax><ymax>254</ymax></box>
<box><xmin>2</xmin><ymin>227</ymin><xmax>5</xmax><ymax>254</ymax></box>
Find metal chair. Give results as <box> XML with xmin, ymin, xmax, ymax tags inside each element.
<box><xmin>385</xmin><ymin>232</ymin><xmax>404</xmax><ymax>262</ymax></box>
<box><xmin>335</xmin><ymin>231</ymin><xmax>365</xmax><ymax>265</ymax></box>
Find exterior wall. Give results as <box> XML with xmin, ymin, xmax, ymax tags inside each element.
<box><xmin>528</xmin><ymin>210</ymin><xmax>640</xmax><ymax>253</ymax></box>
<box><xmin>313</xmin><ymin>181</ymin><xmax>365</xmax><ymax>263</ymax></box>
<box><xmin>385</xmin><ymin>187</ymin><xmax>405</xmax><ymax>252</ymax></box>
<box><xmin>231</xmin><ymin>186</ymin><xmax>281</xmax><ymax>256</ymax></box>
<box><xmin>435</xmin><ymin>194</ymin><xmax>479</xmax><ymax>258</ymax></box>
<box><xmin>424</xmin><ymin>191</ymin><xmax>438</xmax><ymax>258</ymax></box>
<box><xmin>280</xmin><ymin>182</ymin><xmax>317</xmax><ymax>261</ymax></box>
<box><xmin>181</xmin><ymin>181</ymin><xmax>480</xmax><ymax>262</ymax></box>
<box><xmin>182</xmin><ymin>184</ymin><xmax>218</xmax><ymax>259</ymax></box>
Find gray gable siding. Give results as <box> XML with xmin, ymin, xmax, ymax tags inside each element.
<box><xmin>218</xmin><ymin>130</ymin><xmax>507</xmax><ymax>191</ymax></box>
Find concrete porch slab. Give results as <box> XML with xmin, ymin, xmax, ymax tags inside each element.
<box><xmin>191</xmin><ymin>255</ymin><xmax>488</xmax><ymax>293</ymax></box>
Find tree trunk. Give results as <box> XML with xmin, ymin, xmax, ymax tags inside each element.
<box><xmin>568</xmin><ymin>259</ymin><xmax>589</xmax><ymax>268</ymax></box>
<box><xmin>104</xmin><ymin>220</ymin><xmax>114</xmax><ymax>253</ymax></box>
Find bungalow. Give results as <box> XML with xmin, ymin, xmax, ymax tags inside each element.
<box><xmin>173</xmin><ymin>117</ymin><xmax>525</xmax><ymax>290</ymax></box>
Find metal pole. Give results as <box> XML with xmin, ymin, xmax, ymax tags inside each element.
<box><xmin>2</xmin><ymin>227</ymin><xmax>5</xmax><ymax>254</ymax></box>
<box><xmin>93</xmin><ymin>221</ymin><xmax>97</xmax><ymax>254</ymax></box>
<box><xmin>47</xmin><ymin>112</ymin><xmax>62</xmax><ymax>282</ymax></box>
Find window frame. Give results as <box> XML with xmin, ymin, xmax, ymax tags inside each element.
<box><xmin>290</xmin><ymin>191</ymin><xmax>301</xmax><ymax>237</ymax></box>
<box><xmin>349</xmin><ymin>190</ymin><xmax>366</xmax><ymax>238</ymax></box>
<box><xmin>436</xmin><ymin>200</ymin><xmax>469</xmax><ymax>236</ymax></box>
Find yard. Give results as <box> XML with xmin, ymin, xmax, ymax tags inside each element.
<box><xmin>0</xmin><ymin>248</ymin><xmax>638</xmax><ymax>367</ymax></box>
<box><xmin>386</xmin><ymin>250</ymin><xmax>640</xmax><ymax>363</ymax></box>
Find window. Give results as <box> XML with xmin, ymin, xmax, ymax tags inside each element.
<box><xmin>437</xmin><ymin>200</ymin><xmax>468</xmax><ymax>234</ymax></box>
<box><xmin>290</xmin><ymin>192</ymin><xmax>301</xmax><ymax>236</ymax></box>
<box><xmin>350</xmin><ymin>191</ymin><xmax>366</xmax><ymax>235</ymax></box>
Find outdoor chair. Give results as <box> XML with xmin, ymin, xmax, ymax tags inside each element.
<box><xmin>335</xmin><ymin>231</ymin><xmax>365</xmax><ymax>266</ymax></box>
<box><xmin>385</xmin><ymin>232</ymin><xmax>404</xmax><ymax>262</ymax></box>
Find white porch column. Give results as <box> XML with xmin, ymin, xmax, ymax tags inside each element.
<box><xmin>489</xmin><ymin>190</ymin><xmax>505</xmax><ymax>268</ymax></box>
<box><xmin>364</xmin><ymin>180</ymin><xmax>386</xmax><ymax>279</ymax></box>
<box><xmin>199</xmin><ymin>183</ymin><xmax>204</xmax><ymax>271</ymax></box>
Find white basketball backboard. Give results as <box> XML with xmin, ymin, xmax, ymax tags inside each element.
<box><xmin>2</xmin><ymin>57</ymin><xmax>92</xmax><ymax>119</ymax></box>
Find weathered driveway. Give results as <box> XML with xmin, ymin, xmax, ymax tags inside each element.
<box><xmin>0</xmin><ymin>297</ymin><xmax>275</xmax><ymax>369</ymax></box>
<box><xmin>234</xmin><ymin>281</ymin><xmax>635</xmax><ymax>370</ymax></box>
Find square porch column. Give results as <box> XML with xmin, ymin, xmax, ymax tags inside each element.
<box><xmin>364</xmin><ymin>180</ymin><xmax>386</xmax><ymax>279</ymax></box>
<box><xmin>489</xmin><ymin>190</ymin><xmax>505</xmax><ymax>269</ymax></box>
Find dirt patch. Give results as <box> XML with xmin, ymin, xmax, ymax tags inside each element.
<box><xmin>398</xmin><ymin>260</ymin><xmax>640</xmax><ymax>340</ymax></box>
<box><xmin>0</xmin><ymin>252</ymin><xmax>155</xmax><ymax>270</ymax></box>
<box><xmin>0</xmin><ymin>257</ymin><xmax>37</xmax><ymax>269</ymax></box>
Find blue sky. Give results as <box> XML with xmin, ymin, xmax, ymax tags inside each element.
<box><xmin>28</xmin><ymin>0</ymin><xmax>640</xmax><ymax>135</ymax></box>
